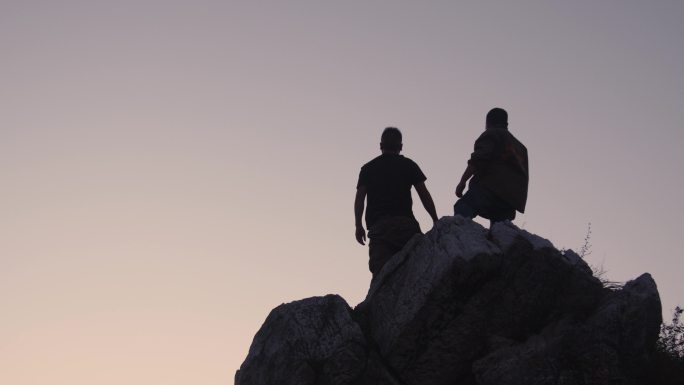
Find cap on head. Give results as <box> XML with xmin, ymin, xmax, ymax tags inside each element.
<box><xmin>380</xmin><ymin>127</ymin><xmax>402</xmax><ymax>152</ymax></box>
<box><xmin>486</xmin><ymin>108</ymin><xmax>508</xmax><ymax>128</ymax></box>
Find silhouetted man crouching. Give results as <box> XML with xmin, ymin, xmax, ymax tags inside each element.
<box><xmin>355</xmin><ymin>127</ymin><xmax>439</xmax><ymax>278</ymax></box>
<box><xmin>454</xmin><ymin>108</ymin><xmax>529</xmax><ymax>227</ymax></box>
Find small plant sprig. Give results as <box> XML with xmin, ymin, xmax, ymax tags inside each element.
<box><xmin>579</xmin><ymin>222</ymin><xmax>592</xmax><ymax>258</ymax></box>
<box><xmin>658</xmin><ymin>306</ymin><xmax>684</xmax><ymax>360</ymax></box>
<box><xmin>574</xmin><ymin>222</ymin><xmax>621</xmax><ymax>289</ymax></box>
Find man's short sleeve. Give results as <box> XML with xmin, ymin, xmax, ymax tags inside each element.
<box><xmin>408</xmin><ymin>160</ymin><xmax>427</xmax><ymax>185</ymax></box>
<box><xmin>357</xmin><ymin>166</ymin><xmax>368</xmax><ymax>189</ymax></box>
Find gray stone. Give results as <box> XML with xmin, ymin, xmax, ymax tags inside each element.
<box><xmin>236</xmin><ymin>217</ymin><xmax>663</xmax><ymax>385</ymax></box>
<box><xmin>235</xmin><ymin>295</ymin><xmax>367</xmax><ymax>385</ymax></box>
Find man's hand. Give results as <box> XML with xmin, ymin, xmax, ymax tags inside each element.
<box><xmin>414</xmin><ymin>182</ymin><xmax>439</xmax><ymax>225</ymax></box>
<box><xmin>456</xmin><ymin>181</ymin><xmax>467</xmax><ymax>198</ymax></box>
<box><xmin>456</xmin><ymin>164</ymin><xmax>475</xmax><ymax>198</ymax></box>
<box><xmin>355</xmin><ymin>226</ymin><xmax>367</xmax><ymax>245</ymax></box>
<box><xmin>354</xmin><ymin>186</ymin><xmax>367</xmax><ymax>245</ymax></box>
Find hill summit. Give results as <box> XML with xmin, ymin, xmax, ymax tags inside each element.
<box><xmin>235</xmin><ymin>217</ymin><xmax>662</xmax><ymax>385</ymax></box>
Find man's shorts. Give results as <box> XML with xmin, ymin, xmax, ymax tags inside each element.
<box><xmin>454</xmin><ymin>183</ymin><xmax>515</xmax><ymax>223</ymax></box>
<box><xmin>367</xmin><ymin>216</ymin><xmax>421</xmax><ymax>277</ymax></box>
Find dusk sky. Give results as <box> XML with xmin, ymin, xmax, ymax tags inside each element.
<box><xmin>2</xmin><ymin>1</ymin><xmax>684</xmax><ymax>384</ymax></box>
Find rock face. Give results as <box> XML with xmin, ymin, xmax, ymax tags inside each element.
<box><xmin>235</xmin><ymin>217</ymin><xmax>662</xmax><ymax>385</ymax></box>
<box><xmin>234</xmin><ymin>295</ymin><xmax>367</xmax><ymax>385</ymax></box>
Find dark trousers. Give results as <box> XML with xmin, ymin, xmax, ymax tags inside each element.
<box><xmin>454</xmin><ymin>183</ymin><xmax>515</xmax><ymax>228</ymax></box>
<box><xmin>367</xmin><ymin>216</ymin><xmax>421</xmax><ymax>277</ymax></box>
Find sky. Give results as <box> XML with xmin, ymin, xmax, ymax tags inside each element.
<box><xmin>2</xmin><ymin>1</ymin><xmax>683</xmax><ymax>384</ymax></box>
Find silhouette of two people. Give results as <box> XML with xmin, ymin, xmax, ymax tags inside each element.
<box><xmin>355</xmin><ymin>108</ymin><xmax>529</xmax><ymax>278</ymax></box>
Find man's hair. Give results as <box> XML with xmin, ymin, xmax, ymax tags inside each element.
<box><xmin>486</xmin><ymin>108</ymin><xmax>508</xmax><ymax>128</ymax></box>
<box><xmin>380</xmin><ymin>127</ymin><xmax>402</xmax><ymax>151</ymax></box>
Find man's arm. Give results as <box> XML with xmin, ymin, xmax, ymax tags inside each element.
<box><xmin>456</xmin><ymin>131</ymin><xmax>496</xmax><ymax>197</ymax></box>
<box><xmin>414</xmin><ymin>182</ymin><xmax>439</xmax><ymax>224</ymax></box>
<box><xmin>354</xmin><ymin>186</ymin><xmax>367</xmax><ymax>245</ymax></box>
<box><xmin>455</xmin><ymin>164</ymin><xmax>475</xmax><ymax>197</ymax></box>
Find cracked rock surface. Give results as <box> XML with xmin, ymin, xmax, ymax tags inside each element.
<box><xmin>235</xmin><ymin>217</ymin><xmax>662</xmax><ymax>385</ymax></box>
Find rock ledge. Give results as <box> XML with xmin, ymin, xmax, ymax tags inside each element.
<box><xmin>236</xmin><ymin>217</ymin><xmax>662</xmax><ymax>385</ymax></box>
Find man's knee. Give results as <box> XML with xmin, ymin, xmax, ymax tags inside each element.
<box><xmin>368</xmin><ymin>240</ymin><xmax>397</xmax><ymax>276</ymax></box>
<box><xmin>367</xmin><ymin>216</ymin><xmax>421</xmax><ymax>276</ymax></box>
<box><xmin>454</xmin><ymin>198</ymin><xmax>477</xmax><ymax>218</ymax></box>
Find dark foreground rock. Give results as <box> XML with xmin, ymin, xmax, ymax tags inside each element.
<box><xmin>235</xmin><ymin>217</ymin><xmax>663</xmax><ymax>385</ymax></box>
<box><xmin>234</xmin><ymin>295</ymin><xmax>367</xmax><ymax>385</ymax></box>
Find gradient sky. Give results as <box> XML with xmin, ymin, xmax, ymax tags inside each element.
<box><xmin>2</xmin><ymin>1</ymin><xmax>684</xmax><ymax>384</ymax></box>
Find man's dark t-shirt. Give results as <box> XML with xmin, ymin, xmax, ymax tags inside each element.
<box><xmin>357</xmin><ymin>154</ymin><xmax>427</xmax><ymax>228</ymax></box>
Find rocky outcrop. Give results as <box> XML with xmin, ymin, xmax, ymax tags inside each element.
<box><xmin>235</xmin><ymin>217</ymin><xmax>662</xmax><ymax>385</ymax></box>
<box><xmin>234</xmin><ymin>295</ymin><xmax>367</xmax><ymax>385</ymax></box>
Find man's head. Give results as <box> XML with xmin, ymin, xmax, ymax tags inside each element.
<box><xmin>380</xmin><ymin>127</ymin><xmax>403</xmax><ymax>153</ymax></box>
<box><xmin>486</xmin><ymin>108</ymin><xmax>508</xmax><ymax>129</ymax></box>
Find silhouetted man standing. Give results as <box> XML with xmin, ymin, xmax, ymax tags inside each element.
<box><xmin>454</xmin><ymin>108</ymin><xmax>528</xmax><ymax>226</ymax></box>
<box><xmin>355</xmin><ymin>127</ymin><xmax>439</xmax><ymax>278</ymax></box>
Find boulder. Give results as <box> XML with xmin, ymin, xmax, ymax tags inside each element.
<box><xmin>235</xmin><ymin>295</ymin><xmax>367</xmax><ymax>385</ymax></box>
<box><xmin>236</xmin><ymin>217</ymin><xmax>663</xmax><ymax>385</ymax></box>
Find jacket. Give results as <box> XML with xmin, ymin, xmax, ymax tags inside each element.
<box><xmin>468</xmin><ymin>127</ymin><xmax>529</xmax><ymax>213</ymax></box>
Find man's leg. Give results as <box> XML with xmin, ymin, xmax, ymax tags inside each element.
<box><xmin>367</xmin><ymin>216</ymin><xmax>421</xmax><ymax>278</ymax></box>
<box><xmin>368</xmin><ymin>237</ymin><xmax>399</xmax><ymax>277</ymax></box>
<box><xmin>454</xmin><ymin>190</ymin><xmax>478</xmax><ymax>219</ymax></box>
<box><xmin>489</xmin><ymin>207</ymin><xmax>516</xmax><ymax>228</ymax></box>
<box><xmin>456</xmin><ymin>184</ymin><xmax>517</xmax><ymax>229</ymax></box>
